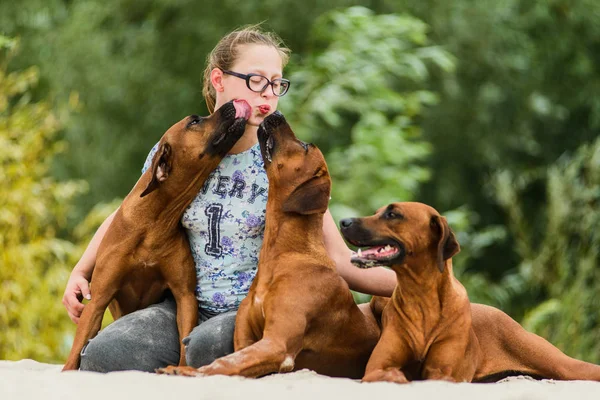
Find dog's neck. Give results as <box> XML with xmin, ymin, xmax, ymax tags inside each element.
<box><xmin>261</xmin><ymin>205</ymin><xmax>328</xmax><ymax>262</ymax></box>
<box><xmin>125</xmin><ymin>169</ymin><xmax>216</xmax><ymax>232</ymax></box>
<box><xmin>390</xmin><ymin>258</ymin><xmax>464</xmax><ymax>316</ymax></box>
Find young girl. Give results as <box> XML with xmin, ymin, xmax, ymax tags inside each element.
<box><xmin>62</xmin><ymin>25</ymin><xmax>396</xmax><ymax>372</ymax></box>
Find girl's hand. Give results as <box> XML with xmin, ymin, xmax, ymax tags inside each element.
<box><xmin>62</xmin><ymin>272</ymin><xmax>92</xmax><ymax>324</ymax></box>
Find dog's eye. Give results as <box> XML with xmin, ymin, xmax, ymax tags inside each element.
<box><xmin>187</xmin><ymin>115</ymin><xmax>202</xmax><ymax>127</ymax></box>
<box><xmin>299</xmin><ymin>141</ymin><xmax>310</xmax><ymax>153</ymax></box>
<box><xmin>384</xmin><ymin>210</ymin><xmax>400</xmax><ymax>219</ymax></box>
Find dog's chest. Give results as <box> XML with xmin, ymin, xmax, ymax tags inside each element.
<box><xmin>388</xmin><ymin>306</ymin><xmax>447</xmax><ymax>360</ymax></box>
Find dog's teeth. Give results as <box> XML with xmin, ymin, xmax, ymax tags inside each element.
<box><xmin>357</xmin><ymin>248</ymin><xmax>362</xmax><ymax>257</ymax></box>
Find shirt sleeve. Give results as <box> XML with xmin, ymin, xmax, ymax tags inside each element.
<box><xmin>141</xmin><ymin>142</ymin><xmax>160</xmax><ymax>174</ymax></box>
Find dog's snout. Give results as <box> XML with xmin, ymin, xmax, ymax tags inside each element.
<box><xmin>340</xmin><ymin>218</ymin><xmax>354</xmax><ymax>229</ymax></box>
<box><xmin>263</xmin><ymin>111</ymin><xmax>286</xmax><ymax>129</ymax></box>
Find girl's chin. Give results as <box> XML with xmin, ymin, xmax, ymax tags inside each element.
<box><xmin>247</xmin><ymin>114</ymin><xmax>267</xmax><ymax>127</ymax></box>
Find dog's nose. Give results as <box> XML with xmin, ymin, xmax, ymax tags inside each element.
<box><xmin>339</xmin><ymin>218</ymin><xmax>354</xmax><ymax>229</ymax></box>
<box><xmin>264</xmin><ymin>111</ymin><xmax>286</xmax><ymax>128</ymax></box>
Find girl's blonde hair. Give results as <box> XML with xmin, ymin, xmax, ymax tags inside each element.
<box><xmin>203</xmin><ymin>25</ymin><xmax>291</xmax><ymax>113</ymax></box>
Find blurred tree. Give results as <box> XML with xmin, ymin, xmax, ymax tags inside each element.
<box><xmin>0</xmin><ymin>35</ymin><xmax>81</xmax><ymax>361</ymax></box>
<box><xmin>493</xmin><ymin>138</ymin><xmax>600</xmax><ymax>363</ymax></box>
<box><xmin>0</xmin><ymin>36</ymin><xmax>113</xmax><ymax>362</ymax></box>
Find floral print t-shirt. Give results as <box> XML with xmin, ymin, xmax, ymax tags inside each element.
<box><xmin>142</xmin><ymin>142</ymin><xmax>268</xmax><ymax>314</ymax></box>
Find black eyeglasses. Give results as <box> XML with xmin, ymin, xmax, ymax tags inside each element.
<box><xmin>221</xmin><ymin>69</ymin><xmax>291</xmax><ymax>96</ymax></box>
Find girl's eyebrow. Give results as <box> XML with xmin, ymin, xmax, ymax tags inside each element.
<box><xmin>249</xmin><ymin>68</ymin><xmax>282</xmax><ymax>79</ymax></box>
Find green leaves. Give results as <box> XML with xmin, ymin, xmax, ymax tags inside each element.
<box><xmin>492</xmin><ymin>137</ymin><xmax>600</xmax><ymax>362</ymax></box>
<box><xmin>0</xmin><ymin>37</ymin><xmax>102</xmax><ymax>362</ymax></box>
<box><xmin>281</xmin><ymin>7</ymin><xmax>454</xmax><ymax>219</ymax></box>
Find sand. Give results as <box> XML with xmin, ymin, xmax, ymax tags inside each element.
<box><xmin>2</xmin><ymin>359</ymin><xmax>600</xmax><ymax>400</ymax></box>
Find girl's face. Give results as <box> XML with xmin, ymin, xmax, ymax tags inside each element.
<box><xmin>213</xmin><ymin>44</ymin><xmax>284</xmax><ymax>127</ymax></box>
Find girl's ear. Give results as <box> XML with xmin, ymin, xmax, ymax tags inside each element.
<box><xmin>210</xmin><ymin>68</ymin><xmax>225</xmax><ymax>92</ymax></box>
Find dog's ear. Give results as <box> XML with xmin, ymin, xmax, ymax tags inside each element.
<box><xmin>141</xmin><ymin>143</ymin><xmax>172</xmax><ymax>198</ymax></box>
<box><xmin>282</xmin><ymin>176</ymin><xmax>331</xmax><ymax>215</ymax></box>
<box><xmin>430</xmin><ymin>215</ymin><xmax>460</xmax><ymax>272</ymax></box>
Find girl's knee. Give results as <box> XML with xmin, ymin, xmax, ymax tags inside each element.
<box><xmin>185</xmin><ymin>312</ymin><xmax>236</xmax><ymax>367</ymax></box>
<box><xmin>79</xmin><ymin>333</ymin><xmax>124</xmax><ymax>373</ymax></box>
<box><xmin>79</xmin><ymin>301</ymin><xmax>180</xmax><ymax>372</ymax></box>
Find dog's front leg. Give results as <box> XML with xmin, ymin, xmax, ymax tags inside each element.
<box><xmin>421</xmin><ymin>328</ymin><xmax>479</xmax><ymax>382</ymax></box>
<box><xmin>173</xmin><ymin>292</ymin><xmax>198</xmax><ymax>366</ymax></box>
<box><xmin>166</xmin><ymin>249</ymin><xmax>200</xmax><ymax>367</ymax></box>
<box><xmin>62</xmin><ymin>282</ymin><xmax>119</xmax><ymax>371</ymax></box>
<box><xmin>362</xmin><ymin>329</ymin><xmax>413</xmax><ymax>384</ymax></box>
<box><xmin>156</xmin><ymin>336</ymin><xmax>302</xmax><ymax>378</ymax></box>
<box><xmin>200</xmin><ymin>334</ymin><xmax>302</xmax><ymax>377</ymax></box>
<box><xmin>157</xmin><ymin>316</ymin><xmax>306</xmax><ymax>378</ymax></box>
<box><xmin>232</xmin><ymin>300</ymin><xmax>259</xmax><ymax>351</ymax></box>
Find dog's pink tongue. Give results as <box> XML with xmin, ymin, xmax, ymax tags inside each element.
<box><xmin>233</xmin><ymin>100</ymin><xmax>251</xmax><ymax>120</ymax></box>
<box><xmin>361</xmin><ymin>246</ymin><xmax>385</xmax><ymax>256</ymax></box>
<box><xmin>354</xmin><ymin>245</ymin><xmax>398</xmax><ymax>259</ymax></box>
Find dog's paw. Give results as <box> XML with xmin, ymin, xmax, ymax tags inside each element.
<box><xmin>197</xmin><ymin>360</ymin><xmax>238</xmax><ymax>376</ymax></box>
<box><xmin>362</xmin><ymin>368</ymin><xmax>410</xmax><ymax>384</ymax></box>
<box><xmin>155</xmin><ymin>365</ymin><xmax>203</xmax><ymax>377</ymax></box>
<box><xmin>196</xmin><ymin>364</ymin><xmax>222</xmax><ymax>376</ymax></box>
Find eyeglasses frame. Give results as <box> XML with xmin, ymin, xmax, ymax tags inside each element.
<box><xmin>221</xmin><ymin>69</ymin><xmax>291</xmax><ymax>97</ymax></box>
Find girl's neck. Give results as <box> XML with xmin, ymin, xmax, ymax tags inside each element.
<box><xmin>228</xmin><ymin>124</ymin><xmax>258</xmax><ymax>154</ymax></box>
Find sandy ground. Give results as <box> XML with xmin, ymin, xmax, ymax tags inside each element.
<box><xmin>2</xmin><ymin>359</ymin><xmax>600</xmax><ymax>400</ymax></box>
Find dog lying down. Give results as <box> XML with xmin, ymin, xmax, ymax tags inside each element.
<box><xmin>340</xmin><ymin>201</ymin><xmax>600</xmax><ymax>383</ymax></box>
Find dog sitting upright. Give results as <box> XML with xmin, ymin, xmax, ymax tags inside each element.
<box><xmin>157</xmin><ymin>111</ymin><xmax>380</xmax><ymax>379</ymax></box>
<box><xmin>340</xmin><ymin>202</ymin><xmax>600</xmax><ymax>383</ymax></box>
<box><xmin>62</xmin><ymin>100</ymin><xmax>251</xmax><ymax>371</ymax></box>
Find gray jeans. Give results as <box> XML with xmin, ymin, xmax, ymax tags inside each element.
<box><xmin>79</xmin><ymin>297</ymin><xmax>236</xmax><ymax>373</ymax></box>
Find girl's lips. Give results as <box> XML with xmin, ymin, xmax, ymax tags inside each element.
<box><xmin>258</xmin><ymin>105</ymin><xmax>271</xmax><ymax>114</ymax></box>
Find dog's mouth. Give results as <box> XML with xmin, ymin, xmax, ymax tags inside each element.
<box><xmin>263</xmin><ymin>134</ymin><xmax>274</xmax><ymax>163</ymax></box>
<box><xmin>212</xmin><ymin>100</ymin><xmax>250</xmax><ymax>147</ymax></box>
<box><xmin>257</xmin><ymin>126</ymin><xmax>274</xmax><ymax>163</ymax></box>
<box><xmin>258</xmin><ymin>111</ymin><xmax>286</xmax><ymax>164</ymax></box>
<box><xmin>349</xmin><ymin>241</ymin><xmax>405</xmax><ymax>268</ymax></box>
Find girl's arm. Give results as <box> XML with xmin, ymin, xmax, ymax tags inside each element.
<box><xmin>62</xmin><ymin>208</ymin><xmax>119</xmax><ymax>323</ymax></box>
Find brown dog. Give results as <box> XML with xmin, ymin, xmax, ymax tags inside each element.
<box><xmin>340</xmin><ymin>202</ymin><xmax>600</xmax><ymax>383</ymax></box>
<box><xmin>62</xmin><ymin>100</ymin><xmax>250</xmax><ymax>371</ymax></box>
<box><xmin>157</xmin><ymin>111</ymin><xmax>380</xmax><ymax>378</ymax></box>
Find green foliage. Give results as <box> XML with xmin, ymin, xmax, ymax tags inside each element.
<box><xmin>0</xmin><ymin>36</ymin><xmax>109</xmax><ymax>362</ymax></box>
<box><xmin>442</xmin><ymin>208</ymin><xmax>523</xmax><ymax>309</ymax></box>
<box><xmin>281</xmin><ymin>6</ymin><xmax>454</xmax><ymax>219</ymax></box>
<box><xmin>399</xmin><ymin>0</ymin><xmax>600</xmax><ymax>277</ymax></box>
<box><xmin>494</xmin><ymin>138</ymin><xmax>600</xmax><ymax>362</ymax></box>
